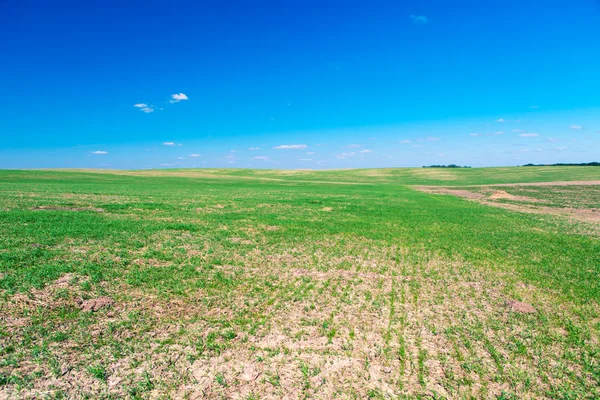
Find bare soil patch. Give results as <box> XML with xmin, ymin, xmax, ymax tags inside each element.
<box><xmin>78</xmin><ymin>297</ymin><xmax>115</xmax><ymax>312</ymax></box>
<box><xmin>473</xmin><ymin>180</ymin><xmax>600</xmax><ymax>187</ymax></box>
<box><xmin>415</xmin><ymin>187</ymin><xmax>485</xmax><ymax>200</ymax></box>
<box><xmin>506</xmin><ymin>300</ymin><xmax>537</xmax><ymax>313</ymax></box>
<box><xmin>489</xmin><ymin>190</ymin><xmax>515</xmax><ymax>200</ymax></box>
<box><xmin>416</xmin><ymin>183</ymin><xmax>599</xmax><ymax>225</ymax></box>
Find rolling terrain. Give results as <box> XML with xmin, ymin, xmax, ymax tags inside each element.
<box><xmin>1</xmin><ymin>167</ymin><xmax>599</xmax><ymax>399</ymax></box>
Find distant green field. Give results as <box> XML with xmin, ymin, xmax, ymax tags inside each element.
<box><xmin>0</xmin><ymin>167</ymin><xmax>598</xmax><ymax>399</ymax></box>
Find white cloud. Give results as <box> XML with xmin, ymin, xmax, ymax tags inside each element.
<box><xmin>512</xmin><ymin>129</ymin><xmax>524</xmax><ymax>133</ymax></box>
<box><xmin>170</xmin><ymin>93</ymin><xmax>189</xmax><ymax>103</ymax></box>
<box><xmin>360</xmin><ymin>149</ymin><xmax>373</xmax><ymax>153</ymax></box>
<box><xmin>298</xmin><ymin>158</ymin><xmax>312</xmax><ymax>161</ymax></box>
<box><xmin>469</xmin><ymin>133</ymin><xmax>481</xmax><ymax>137</ymax></box>
<box><xmin>163</xmin><ymin>142</ymin><xmax>175</xmax><ymax>146</ymax></box>
<box><xmin>400</xmin><ymin>140</ymin><xmax>412</xmax><ymax>144</ymax></box>
<box><xmin>547</xmin><ymin>138</ymin><xmax>558</xmax><ymax>142</ymax></box>
<box><xmin>134</xmin><ymin>103</ymin><xmax>155</xmax><ymax>113</ymax></box>
<box><xmin>306</xmin><ymin>152</ymin><xmax>315</xmax><ymax>155</ymax></box>
<box><xmin>336</xmin><ymin>152</ymin><xmax>356</xmax><ymax>159</ymax></box>
<box><xmin>252</xmin><ymin>156</ymin><xmax>269</xmax><ymax>161</ymax></box>
<box><xmin>249</xmin><ymin>147</ymin><xmax>260</xmax><ymax>150</ymax></box>
<box><xmin>423</xmin><ymin>137</ymin><xmax>440</xmax><ymax>141</ymax></box>
<box><xmin>496</xmin><ymin>118</ymin><xmax>505</xmax><ymax>123</ymax></box>
<box><xmin>160</xmin><ymin>163</ymin><xmax>174</xmax><ymax>166</ymax></box>
<box><xmin>91</xmin><ymin>150</ymin><xmax>108</xmax><ymax>155</ymax></box>
<box><xmin>520</xmin><ymin>133</ymin><xmax>539</xmax><ymax>137</ymax></box>
<box><xmin>495</xmin><ymin>131</ymin><xmax>505</xmax><ymax>135</ymax></box>
<box><xmin>410</xmin><ymin>15</ymin><xmax>428</xmax><ymax>24</ymax></box>
<box><xmin>346</xmin><ymin>144</ymin><xmax>362</xmax><ymax>148</ymax></box>
<box><xmin>273</xmin><ymin>144</ymin><xmax>307</xmax><ymax>149</ymax></box>
<box><xmin>177</xmin><ymin>157</ymin><xmax>186</xmax><ymax>160</ymax></box>
<box><xmin>189</xmin><ymin>154</ymin><xmax>201</xmax><ymax>157</ymax></box>
<box><xmin>570</xmin><ymin>125</ymin><xmax>583</xmax><ymax>130</ymax></box>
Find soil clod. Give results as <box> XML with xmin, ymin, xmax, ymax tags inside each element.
<box><xmin>79</xmin><ymin>297</ymin><xmax>115</xmax><ymax>312</ymax></box>
<box><xmin>506</xmin><ymin>300</ymin><xmax>536</xmax><ymax>313</ymax></box>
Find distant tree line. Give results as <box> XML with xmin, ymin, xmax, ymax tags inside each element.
<box><xmin>422</xmin><ymin>164</ymin><xmax>472</xmax><ymax>168</ymax></box>
<box><xmin>522</xmin><ymin>162</ymin><xmax>599</xmax><ymax>167</ymax></box>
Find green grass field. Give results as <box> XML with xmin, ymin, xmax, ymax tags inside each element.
<box><xmin>1</xmin><ymin>167</ymin><xmax>599</xmax><ymax>399</ymax></box>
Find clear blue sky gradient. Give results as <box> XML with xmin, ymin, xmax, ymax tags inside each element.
<box><xmin>1</xmin><ymin>0</ymin><xmax>599</xmax><ymax>169</ymax></box>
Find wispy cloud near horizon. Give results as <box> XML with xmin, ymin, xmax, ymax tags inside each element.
<box><xmin>273</xmin><ymin>144</ymin><xmax>307</xmax><ymax>150</ymax></box>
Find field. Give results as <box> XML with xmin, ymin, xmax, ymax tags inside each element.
<box><xmin>0</xmin><ymin>167</ymin><xmax>599</xmax><ymax>399</ymax></box>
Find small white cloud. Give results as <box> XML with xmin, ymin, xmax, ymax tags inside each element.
<box><xmin>547</xmin><ymin>138</ymin><xmax>558</xmax><ymax>142</ymax></box>
<box><xmin>496</xmin><ymin>118</ymin><xmax>505</xmax><ymax>123</ymax></box>
<box><xmin>306</xmin><ymin>152</ymin><xmax>315</xmax><ymax>155</ymax></box>
<box><xmin>177</xmin><ymin>157</ymin><xmax>186</xmax><ymax>160</ymax></box>
<box><xmin>512</xmin><ymin>129</ymin><xmax>524</xmax><ymax>133</ymax></box>
<box><xmin>570</xmin><ymin>125</ymin><xmax>583</xmax><ymax>130</ymax></box>
<box><xmin>400</xmin><ymin>140</ymin><xmax>412</xmax><ymax>144</ymax></box>
<box><xmin>274</xmin><ymin>144</ymin><xmax>307</xmax><ymax>149</ymax></box>
<box><xmin>520</xmin><ymin>133</ymin><xmax>539</xmax><ymax>137</ymax></box>
<box><xmin>252</xmin><ymin>156</ymin><xmax>269</xmax><ymax>161</ymax></box>
<box><xmin>469</xmin><ymin>133</ymin><xmax>481</xmax><ymax>137</ymax></box>
<box><xmin>249</xmin><ymin>147</ymin><xmax>260</xmax><ymax>150</ymax></box>
<box><xmin>170</xmin><ymin>93</ymin><xmax>189</xmax><ymax>103</ymax></box>
<box><xmin>160</xmin><ymin>163</ymin><xmax>174</xmax><ymax>166</ymax></box>
<box><xmin>360</xmin><ymin>149</ymin><xmax>373</xmax><ymax>153</ymax></box>
<box><xmin>163</xmin><ymin>142</ymin><xmax>175</xmax><ymax>146</ymax></box>
<box><xmin>410</xmin><ymin>15</ymin><xmax>428</xmax><ymax>24</ymax></box>
<box><xmin>91</xmin><ymin>151</ymin><xmax>108</xmax><ymax>155</ymax></box>
<box><xmin>133</xmin><ymin>103</ymin><xmax>147</xmax><ymax>108</ymax></box>
<box><xmin>140</xmin><ymin>107</ymin><xmax>154</xmax><ymax>113</ymax></box>
<box><xmin>336</xmin><ymin>152</ymin><xmax>356</xmax><ymax>159</ymax></box>
<box><xmin>346</xmin><ymin>144</ymin><xmax>362</xmax><ymax>148</ymax></box>
<box><xmin>298</xmin><ymin>158</ymin><xmax>312</xmax><ymax>161</ymax></box>
<box><xmin>189</xmin><ymin>154</ymin><xmax>201</xmax><ymax>157</ymax></box>
<box><xmin>423</xmin><ymin>137</ymin><xmax>440</xmax><ymax>141</ymax></box>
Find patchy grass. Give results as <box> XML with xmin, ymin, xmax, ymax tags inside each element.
<box><xmin>0</xmin><ymin>167</ymin><xmax>599</xmax><ymax>398</ymax></box>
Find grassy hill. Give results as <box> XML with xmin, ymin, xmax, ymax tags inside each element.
<box><xmin>0</xmin><ymin>167</ymin><xmax>598</xmax><ymax>398</ymax></box>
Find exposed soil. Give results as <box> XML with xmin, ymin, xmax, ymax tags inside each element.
<box><xmin>472</xmin><ymin>180</ymin><xmax>600</xmax><ymax>187</ymax></box>
<box><xmin>414</xmin><ymin>187</ymin><xmax>485</xmax><ymax>200</ymax></box>
<box><xmin>416</xmin><ymin>183</ymin><xmax>599</xmax><ymax>225</ymax></box>
<box><xmin>78</xmin><ymin>297</ymin><xmax>115</xmax><ymax>312</ymax></box>
<box><xmin>489</xmin><ymin>190</ymin><xmax>515</xmax><ymax>200</ymax></box>
<box><xmin>506</xmin><ymin>300</ymin><xmax>537</xmax><ymax>314</ymax></box>
<box><xmin>483</xmin><ymin>202</ymin><xmax>600</xmax><ymax>224</ymax></box>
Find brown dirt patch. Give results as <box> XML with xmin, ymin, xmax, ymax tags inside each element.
<box><xmin>78</xmin><ymin>297</ymin><xmax>115</xmax><ymax>312</ymax></box>
<box><xmin>415</xmin><ymin>187</ymin><xmax>485</xmax><ymax>200</ymax></box>
<box><xmin>485</xmin><ymin>202</ymin><xmax>600</xmax><ymax>224</ymax></box>
<box><xmin>506</xmin><ymin>300</ymin><xmax>537</xmax><ymax>313</ymax></box>
<box><xmin>477</xmin><ymin>180</ymin><xmax>600</xmax><ymax>187</ymax></box>
<box><xmin>489</xmin><ymin>190</ymin><xmax>515</xmax><ymax>200</ymax></box>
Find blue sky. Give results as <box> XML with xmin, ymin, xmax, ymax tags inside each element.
<box><xmin>1</xmin><ymin>0</ymin><xmax>599</xmax><ymax>169</ymax></box>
